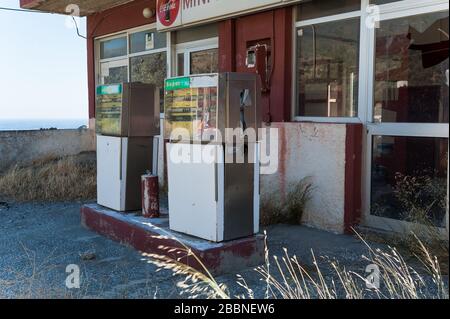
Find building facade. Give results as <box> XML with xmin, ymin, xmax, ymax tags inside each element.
<box><xmin>20</xmin><ymin>0</ymin><xmax>449</xmax><ymax>236</ymax></box>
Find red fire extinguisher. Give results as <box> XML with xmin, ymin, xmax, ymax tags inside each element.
<box><xmin>141</xmin><ymin>173</ymin><xmax>160</xmax><ymax>218</ymax></box>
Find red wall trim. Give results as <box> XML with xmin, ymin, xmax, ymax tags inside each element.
<box><xmin>86</xmin><ymin>0</ymin><xmax>156</xmax><ymax>119</ymax></box>
<box><xmin>218</xmin><ymin>20</ymin><xmax>236</xmax><ymax>73</ymax></box>
<box><xmin>344</xmin><ymin>123</ymin><xmax>363</xmax><ymax>234</ymax></box>
<box><xmin>19</xmin><ymin>0</ymin><xmax>38</xmax><ymax>8</ymax></box>
<box><xmin>274</xmin><ymin>8</ymin><xmax>293</xmax><ymax>122</ymax></box>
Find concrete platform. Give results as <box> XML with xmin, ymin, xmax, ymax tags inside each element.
<box><xmin>81</xmin><ymin>204</ymin><xmax>265</xmax><ymax>276</ymax></box>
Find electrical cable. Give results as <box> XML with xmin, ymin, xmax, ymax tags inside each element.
<box><xmin>0</xmin><ymin>6</ymin><xmax>53</xmax><ymax>14</ymax></box>
<box><xmin>72</xmin><ymin>16</ymin><xmax>87</xmax><ymax>39</ymax></box>
<box><xmin>0</xmin><ymin>6</ymin><xmax>86</xmax><ymax>39</ymax></box>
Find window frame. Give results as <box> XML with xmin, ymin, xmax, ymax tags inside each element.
<box><xmin>95</xmin><ymin>23</ymin><xmax>171</xmax><ymax>94</ymax></box>
<box><xmin>291</xmin><ymin>0</ymin><xmax>449</xmax><ymax>234</ymax></box>
<box><xmin>365</xmin><ymin>0</ymin><xmax>450</xmax><ymax>126</ymax></box>
<box><xmin>292</xmin><ymin>4</ymin><xmax>365</xmax><ymax>123</ymax></box>
<box><xmin>361</xmin><ymin>0</ymin><xmax>449</xmax><ymax>234</ymax></box>
<box><xmin>174</xmin><ymin>37</ymin><xmax>219</xmax><ymax>77</ymax></box>
<box><xmin>292</xmin><ymin>0</ymin><xmax>449</xmax><ymax>124</ymax></box>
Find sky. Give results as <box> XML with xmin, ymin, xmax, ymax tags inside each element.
<box><xmin>0</xmin><ymin>0</ymin><xmax>87</xmax><ymax>120</ymax></box>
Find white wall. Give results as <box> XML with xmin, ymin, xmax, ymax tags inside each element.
<box><xmin>261</xmin><ymin>122</ymin><xmax>348</xmax><ymax>234</ymax></box>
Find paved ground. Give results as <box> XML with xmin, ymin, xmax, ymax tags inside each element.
<box><xmin>0</xmin><ymin>201</ymin><xmax>445</xmax><ymax>299</ymax></box>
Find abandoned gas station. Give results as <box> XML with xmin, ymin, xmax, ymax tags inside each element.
<box><xmin>20</xmin><ymin>0</ymin><xmax>449</xmax><ymax>272</ymax></box>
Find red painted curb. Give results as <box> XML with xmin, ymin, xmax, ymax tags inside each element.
<box><xmin>81</xmin><ymin>204</ymin><xmax>265</xmax><ymax>275</ymax></box>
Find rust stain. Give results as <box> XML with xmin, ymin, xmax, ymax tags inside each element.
<box><xmin>279</xmin><ymin>125</ymin><xmax>287</xmax><ymax>203</ymax></box>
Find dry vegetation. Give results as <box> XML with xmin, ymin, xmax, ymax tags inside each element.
<box><xmin>363</xmin><ymin>171</ymin><xmax>449</xmax><ymax>276</ymax></box>
<box><xmin>144</xmin><ymin>231</ymin><xmax>449</xmax><ymax>300</ymax></box>
<box><xmin>261</xmin><ymin>177</ymin><xmax>314</xmax><ymax>226</ymax></box>
<box><xmin>0</xmin><ymin>154</ymin><xmax>96</xmax><ymax>202</ymax></box>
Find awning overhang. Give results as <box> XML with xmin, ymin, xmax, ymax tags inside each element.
<box><xmin>20</xmin><ymin>0</ymin><xmax>136</xmax><ymax>16</ymax></box>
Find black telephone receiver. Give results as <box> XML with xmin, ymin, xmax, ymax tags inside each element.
<box><xmin>239</xmin><ymin>89</ymin><xmax>252</xmax><ymax>156</ymax></box>
<box><xmin>240</xmin><ymin>89</ymin><xmax>252</xmax><ymax>131</ymax></box>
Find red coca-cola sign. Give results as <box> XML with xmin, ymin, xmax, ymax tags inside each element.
<box><xmin>157</xmin><ymin>0</ymin><xmax>181</xmax><ymax>27</ymax></box>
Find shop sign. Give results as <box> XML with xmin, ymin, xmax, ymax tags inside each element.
<box><xmin>157</xmin><ymin>0</ymin><xmax>302</xmax><ymax>31</ymax></box>
<box><xmin>97</xmin><ymin>84</ymin><xmax>123</xmax><ymax>95</ymax></box>
<box><xmin>157</xmin><ymin>0</ymin><xmax>182</xmax><ymax>28</ymax></box>
<box><xmin>165</xmin><ymin>75</ymin><xmax>218</xmax><ymax>91</ymax></box>
<box><xmin>165</xmin><ymin>77</ymin><xmax>191</xmax><ymax>91</ymax></box>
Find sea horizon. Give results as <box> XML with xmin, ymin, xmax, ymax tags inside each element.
<box><xmin>0</xmin><ymin>118</ymin><xmax>88</xmax><ymax>131</ymax></box>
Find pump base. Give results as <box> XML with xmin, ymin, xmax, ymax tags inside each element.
<box><xmin>81</xmin><ymin>204</ymin><xmax>265</xmax><ymax>276</ymax></box>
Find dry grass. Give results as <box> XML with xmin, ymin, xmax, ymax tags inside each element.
<box><xmin>142</xmin><ymin>227</ymin><xmax>230</xmax><ymax>299</ymax></box>
<box><xmin>363</xmin><ymin>171</ymin><xmax>449</xmax><ymax>275</ymax></box>
<box><xmin>358</xmin><ymin>168</ymin><xmax>449</xmax><ymax>278</ymax></box>
<box><xmin>237</xmin><ymin>232</ymin><xmax>447</xmax><ymax>299</ymax></box>
<box><xmin>360</xmin><ymin>229</ymin><xmax>449</xmax><ymax>277</ymax></box>
<box><xmin>393</xmin><ymin>171</ymin><xmax>448</xmax><ymax>260</ymax></box>
<box><xmin>261</xmin><ymin>178</ymin><xmax>314</xmax><ymax>226</ymax></box>
<box><xmin>0</xmin><ymin>154</ymin><xmax>96</xmax><ymax>202</ymax></box>
<box><xmin>143</xmin><ymin>230</ymin><xmax>449</xmax><ymax>300</ymax></box>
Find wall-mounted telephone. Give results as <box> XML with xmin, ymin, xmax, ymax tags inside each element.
<box><xmin>246</xmin><ymin>43</ymin><xmax>272</xmax><ymax>93</ymax></box>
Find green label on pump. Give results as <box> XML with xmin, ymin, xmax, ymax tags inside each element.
<box><xmin>97</xmin><ymin>84</ymin><xmax>123</xmax><ymax>95</ymax></box>
<box><xmin>165</xmin><ymin>77</ymin><xmax>190</xmax><ymax>91</ymax></box>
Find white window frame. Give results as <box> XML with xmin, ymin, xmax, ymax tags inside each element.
<box><xmin>361</xmin><ymin>0</ymin><xmax>449</xmax><ymax>235</ymax></box>
<box><xmin>292</xmin><ymin>3</ymin><xmax>365</xmax><ymax>123</ymax></box>
<box><xmin>95</xmin><ymin>23</ymin><xmax>171</xmax><ymax>89</ymax></box>
<box><xmin>174</xmin><ymin>37</ymin><xmax>219</xmax><ymax>77</ymax></box>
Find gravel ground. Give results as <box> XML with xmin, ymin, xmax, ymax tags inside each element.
<box><xmin>0</xmin><ymin>200</ymin><xmax>447</xmax><ymax>299</ymax></box>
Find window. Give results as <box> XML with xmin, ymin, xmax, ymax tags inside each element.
<box><xmin>370</xmin><ymin>0</ymin><xmax>401</xmax><ymax>4</ymax></box>
<box><xmin>100</xmin><ymin>61</ymin><xmax>128</xmax><ymax>85</ymax></box>
<box><xmin>373</xmin><ymin>12</ymin><xmax>449</xmax><ymax>124</ymax></box>
<box><xmin>371</xmin><ymin>136</ymin><xmax>448</xmax><ymax>227</ymax></box>
<box><xmin>364</xmin><ymin>2</ymin><xmax>449</xmax><ymax>232</ymax></box>
<box><xmin>175</xmin><ymin>40</ymin><xmax>219</xmax><ymax>76</ymax></box>
<box><xmin>296</xmin><ymin>0</ymin><xmax>361</xmax><ymax>21</ymax></box>
<box><xmin>296</xmin><ymin>19</ymin><xmax>360</xmax><ymax>117</ymax></box>
<box><xmin>100</xmin><ymin>36</ymin><xmax>127</xmax><ymax>59</ymax></box>
<box><xmin>130</xmin><ymin>52</ymin><xmax>167</xmax><ymax>110</ymax></box>
<box><xmin>174</xmin><ymin>24</ymin><xmax>219</xmax><ymax>77</ymax></box>
<box><xmin>295</xmin><ymin>0</ymin><xmax>361</xmax><ymax>119</ymax></box>
<box><xmin>129</xmin><ymin>30</ymin><xmax>167</xmax><ymax>54</ymax></box>
<box><xmin>190</xmin><ymin>48</ymin><xmax>219</xmax><ymax>75</ymax></box>
<box><xmin>177</xmin><ymin>53</ymin><xmax>185</xmax><ymax>77</ymax></box>
<box><xmin>96</xmin><ymin>26</ymin><xmax>169</xmax><ymax>112</ymax></box>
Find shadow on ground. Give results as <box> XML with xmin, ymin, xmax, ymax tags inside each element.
<box><xmin>0</xmin><ymin>201</ymin><xmax>399</xmax><ymax>299</ymax></box>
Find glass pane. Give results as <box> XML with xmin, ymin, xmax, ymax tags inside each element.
<box><xmin>100</xmin><ymin>37</ymin><xmax>127</xmax><ymax>59</ymax></box>
<box><xmin>177</xmin><ymin>53</ymin><xmax>185</xmax><ymax>76</ymax></box>
<box><xmin>130</xmin><ymin>30</ymin><xmax>167</xmax><ymax>54</ymax></box>
<box><xmin>130</xmin><ymin>52</ymin><xmax>167</xmax><ymax>112</ymax></box>
<box><xmin>370</xmin><ymin>0</ymin><xmax>401</xmax><ymax>4</ymax></box>
<box><xmin>100</xmin><ymin>63</ymin><xmax>128</xmax><ymax>85</ymax></box>
<box><xmin>374</xmin><ymin>12</ymin><xmax>449</xmax><ymax>123</ymax></box>
<box><xmin>175</xmin><ymin>23</ymin><xmax>218</xmax><ymax>44</ymax></box>
<box><xmin>371</xmin><ymin>136</ymin><xmax>448</xmax><ymax>227</ymax></box>
<box><xmin>296</xmin><ymin>19</ymin><xmax>360</xmax><ymax>117</ymax></box>
<box><xmin>164</xmin><ymin>86</ymin><xmax>218</xmax><ymax>141</ymax></box>
<box><xmin>297</xmin><ymin>0</ymin><xmax>360</xmax><ymax>21</ymax></box>
<box><xmin>190</xmin><ymin>48</ymin><xmax>219</xmax><ymax>75</ymax></box>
